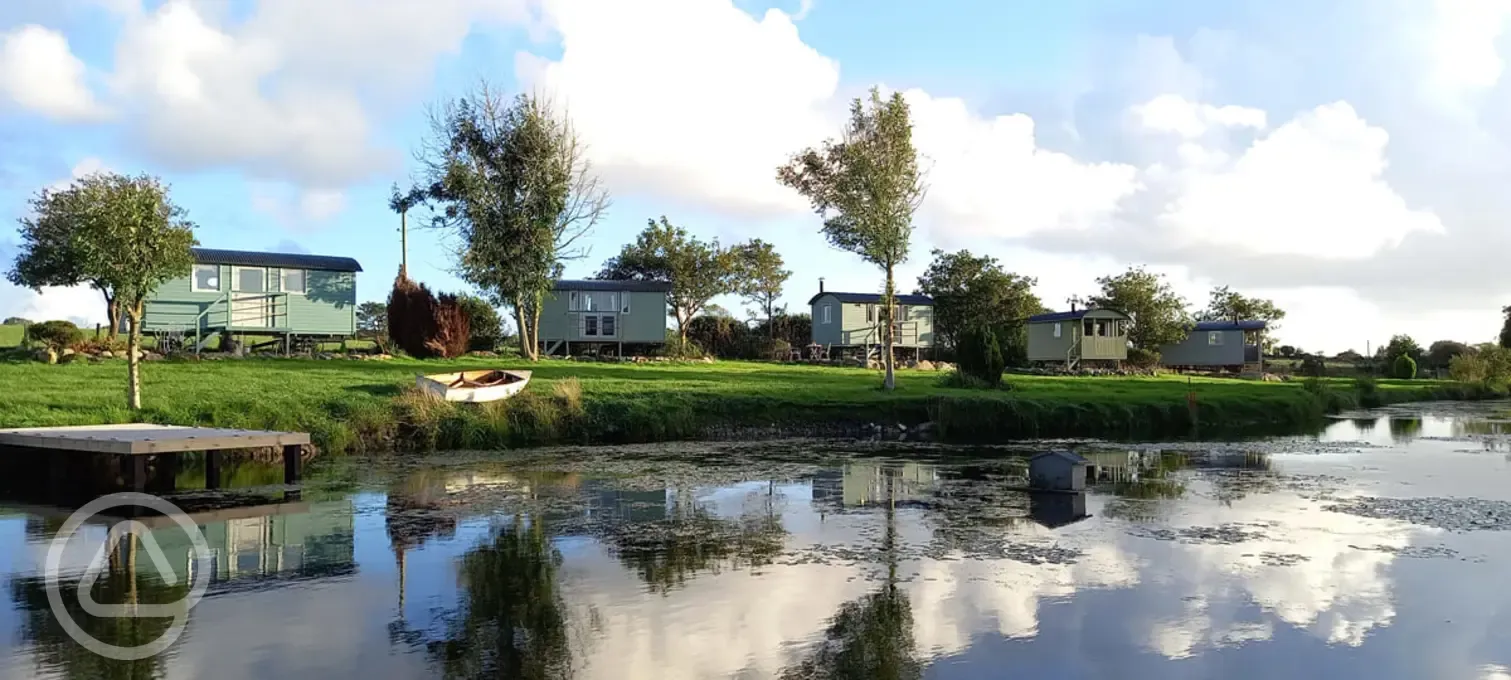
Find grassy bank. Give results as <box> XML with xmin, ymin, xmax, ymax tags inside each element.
<box><xmin>0</xmin><ymin>357</ymin><xmax>1497</xmax><ymax>453</ymax></box>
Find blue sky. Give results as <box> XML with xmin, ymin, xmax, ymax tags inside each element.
<box><xmin>3</xmin><ymin>0</ymin><xmax>1510</xmax><ymax>352</ymax></box>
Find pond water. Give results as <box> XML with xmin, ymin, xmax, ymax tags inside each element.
<box><xmin>3</xmin><ymin>403</ymin><xmax>1511</xmax><ymax>679</ymax></box>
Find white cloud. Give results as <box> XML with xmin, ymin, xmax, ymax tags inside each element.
<box><xmin>1420</xmin><ymin>0</ymin><xmax>1511</xmax><ymax>100</ymax></box>
<box><xmin>1131</xmin><ymin>94</ymin><xmax>1267</xmax><ymax>139</ymax></box>
<box><xmin>518</xmin><ymin>0</ymin><xmax>839</xmax><ymax>216</ymax></box>
<box><xmin>1150</xmin><ymin>101</ymin><xmax>1445</xmax><ymax>258</ymax></box>
<box><xmin>0</xmin><ymin>24</ymin><xmax>107</xmax><ymax>121</ymax></box>
<box><xmin>248</xmin><ymin>181</ymin><xmax>348</xmax><ymax>228</ymax></box>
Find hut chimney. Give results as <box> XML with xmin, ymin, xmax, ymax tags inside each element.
<box><xmin>819</xmin><ymin>277</ymin><xmax>825</xmax><ymax>294</ymax></box>
<box><xmin>1071</xmin><ymin>300</ymin><xmax>1078</xmax><ymax>312</ymax></box>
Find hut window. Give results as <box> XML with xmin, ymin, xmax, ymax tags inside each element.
<box><xmin>282</xmin><ymin>269</ymin><xmax>306</xmax><ymax>295</ymax></box>
<box><xmin>584</xmin><ymin>315</ymin><xmax>599</xmax><ymax>336</ymax></box>
<box><xmin>898</xmin><ymin>305</ymin><xmax>908</xmax><ymax>320</ymax></box>
<box><xmin>192</xmin><ymin>265</ymin><xmax>220</xmax><ymax>292</ymax></box>
<box><xmin>1208</xmin><ymin>331</ymin><xmax>1224</xmax><ymax>346</ymax></box>
<box><xmin>233</xmin><ymin>267</ymin><xmax>266</xmax><ymax>293</ymax></box>
<box><xmin>822</xmin><ymin>304</ymin><xmax>833</xmax><ymax>324</ymax></box>
<box><xmin>1053</xmin><ymin>323</ymin><xmax>1062</xmax><ymax>338</ymax></box>
<box><xmin>601</xmin><ymin>314</ymin><xmax>617</xmax><ymax>337</ymax></box>
<box><xmin>866</xmin><ymin>305</ymin><xmax>874</xmax><ymax>322</ymax></box>
<box><xmin>621</xmin><ymin>294</ymin><xmax>631</xmax><ymax>314</ymax></box>
<box><xmin>1083</xmin><ymin>319</ymin><xmax>1094</xmax><ymax>336</ymax></box>
<box><xmin>569</xmin><ymin>291</ymin><xmax>580</xmax><ymax>311</ymax></box>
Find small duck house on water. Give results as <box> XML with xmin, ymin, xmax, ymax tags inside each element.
<box><xmin>1028</xmin><ymin>451</ymin><xmax>1089</xmax><ymax>492</ymax></box>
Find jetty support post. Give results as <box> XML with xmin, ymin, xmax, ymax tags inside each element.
<box><xmin>283</xmin><ymin>444</ymin><xmax>302</xmax><ymax>485</ymax></box>
<box><xmin>205</xmin><ymin>451</ymin><xmax>222</xmax><ymax>490</ymax></box>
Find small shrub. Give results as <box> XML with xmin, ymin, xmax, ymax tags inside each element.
<box><xmin>29</xmin><ymin>320</ymin><xmax>82</xmax><ymax>350</ymax></box>
<box><xmin>937</xmin><ymin>370</ymin><xmax>991</xmax><ymax>389</ymax></box>
<box><xmin>1299</xmin><ymin>355</ymin><xmax>1327</xmax><ymax>377</ymax></box>
<box><xmin>1126</xmin><ymin>347</ymin><xmax>1161</xmax><ymax>369</ymax></box>
<box><xmin>1449</xmin><ymin>352</ymin><xmax>1487</xmax><ymax>383</ymax></box>
<box><xmin>1391</xmin><ymin>353</ymin><xmax>1417</xmax><ymax>380</ymax></box>
<box><xmin>1301</xmin><ymin>377</ymin><xmax>1328</xmax><ymax>396</ymax></box>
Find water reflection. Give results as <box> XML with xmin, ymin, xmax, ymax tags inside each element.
<box><xmin>395</xmin><ymin>516</ymin><xmax>573</xmax><ymax>680</ymax></box>
<box><xmin>1</xmin><ymin>403</ymin><xmax>1509</xmax><ymax>679</ymax></box>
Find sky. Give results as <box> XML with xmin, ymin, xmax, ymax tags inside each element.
<box><xmin>0</xmin><ymin>0</ymin><xmax>1508</xmax><ymax>354</ymax></box>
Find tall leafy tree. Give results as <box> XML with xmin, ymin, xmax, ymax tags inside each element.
<box><xmin>915</xmin><ymin>249</ymin><xmax>1041</xmax><ymax>357</ymax></box>
<box><xmin>1500</xmin><ymin>305</ymin><xmax>1511</xmax><ymax>349</ymax></box>
<box><xmin>9</xmin><ymin>172</ymin><xmax>196</xmax><ymax>409</ymax></box>
<box><xmin>1200</xmin><ymin>285</ymin><xmax>1286</xmax><ymax>324</ymax></box>
<box><xmin>777</xmin><ymin>87</ymin><xmax>927</xmax><ymax>391</ymax></box>
<box><xmin>1087</xmin><ymin>266</ymin><xmax>1190</xmax><ymax>352</ymax></box>
<box><xmin>730</xmin><ymin>239</ymin><xmax>791</xmax><ymax>337</ymax></box>
<box><xmin>1425</xmin><ymin>340</ymin><xmax>1474</xmax><ymax>369</ymax></box>
<box><xmin>9</xmin><ymin>183</ymin><xmax>129</xmax><ymax>338</ymax></box>
<box><xmin>597</xmin><ymin>216</ymin><xmax>739</xmax><ymax>346</ymax></box>
<box><xmin>406</xmin><ymin>84</ymin><xmax>608</xmax><ymax>360</ymax></box>
<box><xmin>1380</xmin><ymin>334</ymin><xmax>1423</xmax><ymax>362</ymax></box>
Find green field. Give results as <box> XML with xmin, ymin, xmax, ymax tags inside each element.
<box><xmin>0</xmin><ymin>356</ymin><xmax>1492</xmax><ymax>453</ymax></box>
<box><xmin>0</xmin><ymin>325</ymin><xmax>22</xmax><ymax>349</ymax></box>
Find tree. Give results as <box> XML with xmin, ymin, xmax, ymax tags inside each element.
<box><xmin>455</xmin><ymin>294</ymin><xmax>503</xmax><ymax>351</ymax></box>
<box><xmin>915</xmin><ymin>249</ymin><xmax>1040</xmax><ymax>358</ymax></box>
<box><xmin>2</xmin><ymin>317</ymin><xmax>32</xmax><ymax>326</ymax></box>
<box><xmin>1275</xmin><ymin>345</ymin><xmax>1299</xmax><ymax>358</ymax></box>
<box><xmin>1426</xmin><ymin>340</ymin><xmax>1474</xmax><ymax>370</ymax></box>
<box><xmin>8</xmin><ymin>187</ymin><xmax>130</xmax><ymax>339</ymax></box>
<box><xmin>597</xmin><ymin>216</ymin><xmax>739</xmax><ymax>347</ymax></box>
<box><xmin>356</xmin><ymin>301</ymin><xmax>389</xmax><ymax>351</ymax></box>
<box><xmin>1381</xmin><ymin>334</ymin><xmax>1423</xmax><ymax>362</ymax></box>
<box><xmin>957</xmin><ymin>326</ymin><xmax>1005</xmax><ymax>387</ymax></box>
<box><xmin>405</xmin><ymin>85</ymin><xmax>608</xmax><ymax>361</ymax></box>
<box><xmin>1087</xmin><ymin>266</ymin><xmax>1190</xmax><ymax>353</ymax></box>
<box><xmin>777</xmin><ymin>87</ymin><xmax>927</xmax><ymax>391</ymax></box>
<box><xmin>1501</xmin><ymin>305</ymin><xmax>1511</xmax><ymax>349</ymax></box>
<box><xmin>730</xmin><ymin>239</ymin><xmax>790</xmax><ymax>337</ymax></box>
<box><xmin>387</xmin><ymin>273</ymin><xmax>470</xmax><ymax>359</ymax></box>
<box><xmin>1200</xmin><ymin>286</ymin><xmax>1285</xmax><ymax>324</ymax></box>
<box><xmin>10</xmin><ymin>173</ymin><xmax>196</xmax><ymax>409</ymax></box>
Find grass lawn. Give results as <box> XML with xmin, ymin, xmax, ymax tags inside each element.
<box><xmin>0</xmin><ymin>325</ymin><xmax>23</xmax><ymax>349</ymax></box>
<box><xmin>0</xmin><ymin>356</ymin><xmax>1488</xmax><ymax>453</ymax></box>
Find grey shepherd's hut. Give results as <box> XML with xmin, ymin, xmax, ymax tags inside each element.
<box><xmin>809</xmin><ymin>281</ymin><xmax>935</xmax><ymax>357</ymax></box>
<box><xmin>1028</xmin><ymin>451</ymin><xmax>1089</xmax><ymax>492</ymax></box>
<box><xmin>1159</xmin><ymin>320</ymin><xmax>1267</xmax><ymax>371</ymax></box>
<box><xmin>1025</xmin><ymin>307</ymin><xmax>1131</xmax><ymax>369</ymax></box>
<box><xmin>537</xmin><ymin>279</ymin><xmax>672</xmax><ymax>356</ymax></box>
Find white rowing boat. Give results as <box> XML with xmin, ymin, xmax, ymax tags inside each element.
<box><xmin>415</xmin><ymin>369</ymin><xmax>532</xmax><ymax>403</ymax></box>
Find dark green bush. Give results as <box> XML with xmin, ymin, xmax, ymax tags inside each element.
<box><xmin>957</xmin><ymin>326</ymin><xmax>1005</xmax><ymax>387</ymax></box>
<box><xmin>455</xmin><ymin>294</ymin><xmax>503</xmax><ymax>352</ymax></box>
<box><xmin>1126</xmin><ymin>347</ymin><xmax>1160</xmax><ymax>369</ymax></box>
<box><xmin>1392</xmin><ymin>353</ymin><xmax>1417</xmax><ymax>380</ymax></box>
<box><xmin>29</xmin><ymin>320</ymin><xmax>82</xmax><ymax>349</ymax></box>
<box><xmin>1299</xmin><ymin>355</ymin><xmax>1327</xmax><ymax>377</ymax></box>
<box><xmin>686</xmin><ymin>315</ymin><xmax>749</xmax><ymax>358</ymax></box>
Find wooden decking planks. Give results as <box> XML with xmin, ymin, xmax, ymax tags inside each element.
<box><xmin>0</xmin><ymin>423</ymin><xmax>310</xmax><ymax>455</ymax></box>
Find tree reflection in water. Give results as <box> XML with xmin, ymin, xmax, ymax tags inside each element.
<box><xmin>416</xmin><ymin>516</ymin><xmax>574</xmax><ymax>680</ymax></box>
<box><xmin>782</xmin><ymin>468</ymin><xmax>921</xmax><ymax>680</ymax></box>
<box><xmin>601</xmin><ymin>484</ymin><xmax>787</xmax><ymax>594</ymax></box>
<box><xmin>9</xmin><ymin>534</ymin><xmax>189</xmax><ymax>680</ymax></box>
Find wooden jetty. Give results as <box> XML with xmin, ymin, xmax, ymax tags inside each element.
<box><xmin>0</xmin><ymin>423</ymin><xmax>311</xmax><ymax>492</ymax></box>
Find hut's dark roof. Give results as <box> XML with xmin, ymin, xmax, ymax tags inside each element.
<box><xmin>1027</xmin><ymin>308</ymin><xmax>1128</xmax><ymax>323</ymax></box>
<box><xmin>808</xmin><ymin>292</ymin><xmax>934</xmax><ymax>306</ymax></box>
<box><xmin>1030</xmin><ymin>451</ymin><xmax>1090</xmax><ymax>465</ymax></box>
<box><xmin>552</xmin><ymin>279</ymin><xmax>673</xmax><ymax>292</ymax></box>
<box><xmin>1192</xmin><ymin>320</ymin><xmax>1268</xmax><ymax>331</ymax></box>
<box><xmin>192</xmin><ymin>248</ymin><xmax>363</xmax><ymax>272</ymax></box>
